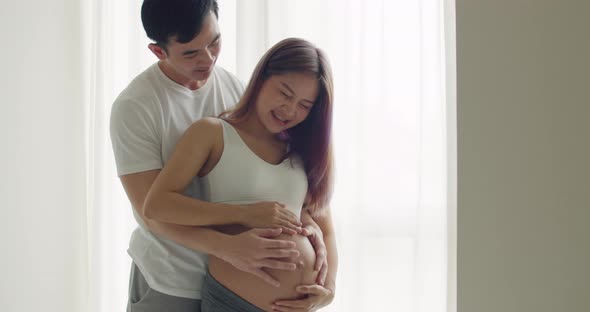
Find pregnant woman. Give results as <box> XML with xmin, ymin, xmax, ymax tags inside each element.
<box><xmin>144</xmin><ymin>38</ymin><xmax>337</xmax><ymax>311</ymax></box>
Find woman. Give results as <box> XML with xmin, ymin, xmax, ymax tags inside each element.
<box><xmin>144</xmin><ymin>38</ymin><xmax>336</xmax><ymax>312</ymax></box>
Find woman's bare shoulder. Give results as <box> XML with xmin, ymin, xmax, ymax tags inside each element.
<box><xmin>185</xmin><ymin>117</ymin><xmax>223</xmax><ymax>138</ymax></box>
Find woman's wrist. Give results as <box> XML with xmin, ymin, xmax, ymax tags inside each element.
<box><xmin>234</xmin><ymin>203</ymin><xmax>249</xmax><ymax>225</ymax></box>
<box><xmin>217</xmin><ymin>203</ymin><xmax>245</xmax><ymax>225</ymax></box>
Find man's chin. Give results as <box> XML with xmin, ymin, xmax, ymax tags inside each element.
<box><xmin>191</xmin><ymin>72</ymin><xmax>211</xmax><ymax>82</ymax></box>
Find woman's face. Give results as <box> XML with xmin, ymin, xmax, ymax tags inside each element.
<box><xmin>255</xmin><ymin>72</ymin><xmax>319</xmax><ymax>134</ymax></box>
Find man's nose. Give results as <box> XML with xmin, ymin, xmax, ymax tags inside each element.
<box><xmin>201</xmin><ymin>49</ymin><xmax>216</xmax><ymax>64</ymax></box>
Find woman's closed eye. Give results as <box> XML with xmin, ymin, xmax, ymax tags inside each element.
<box><xmin>280</xmin><ymin>90</ymin><xmax>292</xmax><ymax>99</ymax></box>
<box><xmin>299</xmin><ymin>103</ymin><xmax>312</xmax><ymax>110</ymax></box>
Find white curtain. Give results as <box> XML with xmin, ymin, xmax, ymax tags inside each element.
<box><xmin>84</xmin><ymin>0</ymin><xmax>455</xmax><ymax>311</ymax></box>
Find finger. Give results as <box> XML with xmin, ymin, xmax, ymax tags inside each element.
<box><xmin>314</xmin><ymin>249</ymin><xmax>326</xmax><ymax>271</ymax></box>
<box><xmin>255</xmin><ymin>227</ymin><xmax>283</xmax><ymax>238</ymax></box>
<box><xmin>278</xmin><ymin>218</ymin><xmax>302</xmax><ymax>233</ymax></box>
<box><xmin>296</xmin><ymin>285</ymin><xmax>324</xmax><ymax>295</ymax></box>
<box><xmin>300</xmin><ymin>227</ymin><xmax>313</xmax><ymax>236</ymax></box>
<box><xmin>276</xmin><ymin>216</ymin><xmax>302</xmax><ymax>233</ymax></box>
<box><xmin>282</xmin><ymin>227</ymin><xmax>298</xmax><ymax>236</ymax></box>
<box><xmin>272</xmin><ymin>305</ymin><xmax>306</xmax><ymax>312</ymax></box>
<box><xmin>279</xmin><ymin>208</ymin><xmax>302</xmax><ymax>226</ymax></box>
<box><xmin>313</xmin><ymin>252</ymin><xmax>321</xmax><ymax>271</ymax></box>
<box><xmin>261</xmin><ymin>259</ymin><xmax>297</xmax><ymax>271</ymax></box>
<box><xmin>250</xmin><ymin>268</ymin><xmax>280</xmax><ymax>288</ymax></box>
<box><xmin>317</xmin><ymin>263</ymin><xmax>328</xmax><ymax>286</ymax></box>
<box><xmin>273</xmin><ymin>297</ymin><xmax>312</xmax><ymax>308</ymax></box>
<box><xmin>272</xmin><ymin>306</ymin><xmax>302</xmax><ymax>312</ymax></box>
<box><xmin>313</xmin><ymin>242</ymin><xmax>327</xmax><ymax>271</ymax></box>
<box><xmin>264</xmin><ymin>248</ymin><xmax>300</xmax><ymax>259</ymax></box>
<box><xmin>262</xmin><ymin>238</ymin><xmax>297</xmax><ymax>249</ymax></box>
<box><xmin>289</xmin><ymin>216</ymin><xmax>303</xmax><ymax>227</ymax></box>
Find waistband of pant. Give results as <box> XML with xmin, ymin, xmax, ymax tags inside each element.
<box><xmin>202</xmin><ymin>270</ymin><xmax>264</xmax><ymax>312</ymax></box>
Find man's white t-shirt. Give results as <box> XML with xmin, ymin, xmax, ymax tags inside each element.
<box><xmin>110</xmin><ymin>63</ymin><xmax>244</xmax><ymax>299</ymax></box>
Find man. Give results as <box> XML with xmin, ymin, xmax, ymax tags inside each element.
<box><xmin>110</xmin><ymin>0</ymin><xmax>331</xmax><ymax>311</ymax></box>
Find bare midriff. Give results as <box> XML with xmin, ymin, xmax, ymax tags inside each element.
<box><xmin>208</xmin><ymin>225</ymin><xmax>318</xmax><ymax>312</ymax></box>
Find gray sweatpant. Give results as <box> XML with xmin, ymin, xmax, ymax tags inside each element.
<box><xmin>127</xmin><ymin>262</ymin><xmax>201</xmax><ymax>312</ymax></box>
<box><xmin>201</xmin><ymin>271</ymin><xmax>265</xmax><ymax>312</ymax></box>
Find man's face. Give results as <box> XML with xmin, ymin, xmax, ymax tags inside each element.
<box><xmin>160</xmin><ymin>11</ymin><xmax>221</xmax><ymax>85</ymax></box>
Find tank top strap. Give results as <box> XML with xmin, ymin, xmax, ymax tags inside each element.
<box><xmin>217</xmin><ymin>119</ymin><xmax>242</xmax><ymax>148</ymax></box>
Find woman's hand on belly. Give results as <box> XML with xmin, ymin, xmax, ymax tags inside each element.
<box><xmin>215</xmin><ymin>227</ymin><xmax>302</xmax><ymax>287</ymax></box>
<box><xmin>239</xmin><ymin>201</ymin><xmax>303</xmax><ymax>235</ymax></box>
<box><xmin>300</xmin><ymin>223</ymin><xmax>328</xmax><ymax>286</ymax></box>
<box><xmin>272</xmin><ymin>284</ymin><xmax>335</xmax><ymax>312</ymax></box>
<box><xmin>209</xmin><ymin>233</ymin><xmax>319</xmax><ymax>311</ymax></box>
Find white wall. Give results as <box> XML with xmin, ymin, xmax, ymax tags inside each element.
<box><xmin>0</xmin><ymin>1</ymin><xmax>87</xmax><ymax>311</ymax></box>
<box><xmin>457</xmin><ymin>1</ymin><xmax>590</xmax><ymax>311</ymax></box>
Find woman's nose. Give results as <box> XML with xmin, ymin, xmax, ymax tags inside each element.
<box><xmin>279</xmin><ymin>102</ymin><xmax>296</xmax><ymax>117</ymax></box>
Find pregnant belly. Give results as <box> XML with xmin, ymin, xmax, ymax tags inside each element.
<box><xmin>208</xmin><ymin>231</ymin><xmax>318</xmax><ymax>311</ymax></box>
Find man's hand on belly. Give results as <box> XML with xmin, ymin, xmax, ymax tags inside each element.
<box><xmin>215</xmin><ymin>227</ymin><xmax>301</xmax><ymax>287</ymax></box>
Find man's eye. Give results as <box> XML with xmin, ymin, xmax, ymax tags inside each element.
<box><xmin>281</xmin><ymin>91</ymin><xmax>291</xmax><ymax>98</ymax></box>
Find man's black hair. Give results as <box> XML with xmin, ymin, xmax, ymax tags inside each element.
<box><xmin>141</xmin><ymin>0</ymin><xmax>219</xmax><ymax>49</ymax></box>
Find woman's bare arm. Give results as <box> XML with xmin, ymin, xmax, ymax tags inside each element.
<box><xmin>314</xmin><ymin>207</ymin><xmax>338</xmax><ymax>293</ymax></box>
<box><xmin>143</xmin><ymin>117</ymin><xmax>302</xmax><ymax>234</ymax></box>
<box><xmin>143</xmin><ymin>118</ymin><xmax>241</xmax><ymax>225</ymax></box>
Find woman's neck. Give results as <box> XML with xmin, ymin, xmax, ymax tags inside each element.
<box><xmin>238</xmin><ymin>112</ymin><xmax>278</xmax><ymax>142</ymax></box>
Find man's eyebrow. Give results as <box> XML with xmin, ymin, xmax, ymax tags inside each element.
<box><xmin>181</xmin><ymin>34</ymin><xmax>221</xmax><ymax>56</ymax></box>
<box><xmin>280</xmin><ymin>81</ymin><xmax>315</xmax><ymax>104</ymax></box>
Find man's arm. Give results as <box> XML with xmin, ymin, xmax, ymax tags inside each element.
<box><xmin>120</xmin><ymin>169</ymin><xmax>300</xmax><ymax>286</ymax></box>
<box><xmin>120</xmin><ymin>170</ymin><xmax>223</xmax><ymax>254</ymax></box>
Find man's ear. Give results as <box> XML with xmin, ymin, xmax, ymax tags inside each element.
<box><xmin>148</xmin><ymin>43</ymin><xmax>167</xmax><ymax>60</ymax></box>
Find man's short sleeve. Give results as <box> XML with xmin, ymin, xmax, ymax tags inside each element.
<box><xmin>110</xmin><ymin>98</ymin><xmax>163</xmax><ymax>176</ymax></box>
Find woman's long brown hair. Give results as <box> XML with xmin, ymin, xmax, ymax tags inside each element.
<box><xmin>220</xmin><ymin>38</ymin><xmax>334</xmax><ymax>217</ymax></box>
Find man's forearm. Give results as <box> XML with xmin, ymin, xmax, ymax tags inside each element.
<box><xmin>119</xmin><ymin>171</ymin><xmax>232</xmax><ymax>257</ymax></box>
<box><xmin>145</xmin><ymin>218</ymin><xmax>227</xmax><ymax>257</ymax></box>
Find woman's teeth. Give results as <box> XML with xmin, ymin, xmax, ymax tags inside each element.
<box><xmin>272</xmin><ymin>111</ymin><xmax>288</xmax><ymax>123</ymax></box>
